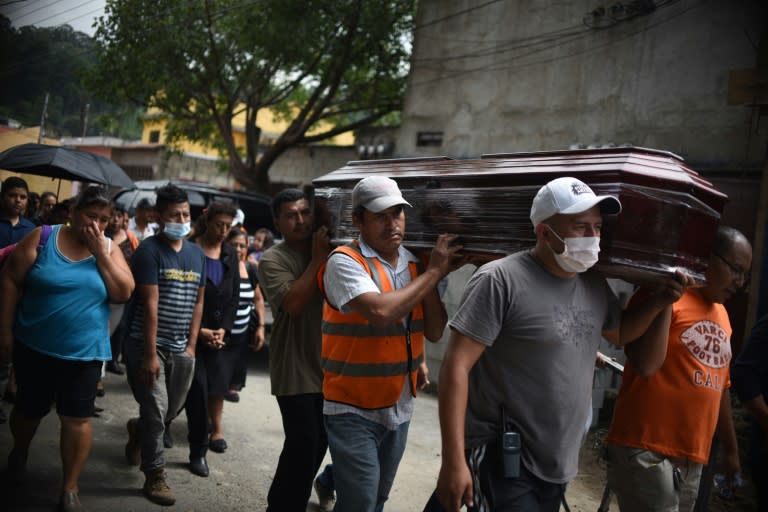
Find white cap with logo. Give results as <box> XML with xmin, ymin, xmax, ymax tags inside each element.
<box><xmin>530</xmin><ymin>177</ymin><xmax>622</xmax><ymax>231</ymax></box>
<box><xmin>352</xmin><ymin>176</ymin><xmax>412</xmax><ymax>213</ymax></box>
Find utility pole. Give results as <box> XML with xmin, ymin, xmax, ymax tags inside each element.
<box><xmin>80</xmin><ymin>102</ymin><xmax>90</xmax><ymax>137</ymax></box>
<box><xmin>37</xmin><ymin>92</ymin><xmax>49</xmax><ymax>143</ymax></box>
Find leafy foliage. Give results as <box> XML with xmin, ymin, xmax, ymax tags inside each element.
<box><xmin>0</xmin><ymin>15</ymin><xmax>143</xmax><ymax>139</ymax></box>
<box><xmin>87</xmin><ymin>0</ymin><xmax>414</xmax><ymax>191</ymax></box>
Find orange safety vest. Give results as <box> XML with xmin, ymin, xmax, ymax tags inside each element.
<box><xmin>319</xmin><ymin>242</ymin><xmax>425</xmax><ymax>409</ymax></box>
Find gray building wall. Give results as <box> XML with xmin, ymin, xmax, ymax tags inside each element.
<box><xmin>397</xmin><ymin>0</ymin><xmax>767</xmax><ymax>166</ymax></box>
<box><xmin>267</xmin><ymin>145</ymin><xmax>358</xmax><ymax>189</ymax></box>
<box><xmin>400</xmin><ymin>1</ymin><xmax>767</xmax><ymax>407</ymax></box>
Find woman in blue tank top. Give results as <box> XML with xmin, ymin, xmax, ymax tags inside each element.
<box><xmin>0</xmin><ymin>186</ymin><xmax>135</xmax><ymax>511</ymax></box>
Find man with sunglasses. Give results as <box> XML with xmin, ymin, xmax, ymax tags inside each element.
<box><xmin>606</xmin><ymin>225</ymin><xmax>752</xmax><ymax>512</ymax></box>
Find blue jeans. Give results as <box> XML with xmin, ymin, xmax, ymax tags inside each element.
<box><xmin>325</xmin><ymin>413</ymin><xmax>410</xmax><ymax>512</ymax></box>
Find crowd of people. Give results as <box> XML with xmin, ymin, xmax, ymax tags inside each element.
<box><xmin>0</xmin><ymin>172</ymin><xmax>766</xmax><ymax>512</ymax></box>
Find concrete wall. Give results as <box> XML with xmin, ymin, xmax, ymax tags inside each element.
<box><xmin>267</xmin><ymin>145</ymin><xmax>358</xmax><ymax>189</ymax></box>
<box><xmin>398</xmin><ymin>0</ymin><xmax>767</xmax><ymax>167</ymax></box>
<box><xmin>155</xmin><ymin>145</ymin><xmax>357</xmax><ymax>191</ymax></box>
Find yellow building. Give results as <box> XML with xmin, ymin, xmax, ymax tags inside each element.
<box><xmin>141</xmin><ymin>106</ymin><xmax>354</xmax><ymax>158</ymax></box>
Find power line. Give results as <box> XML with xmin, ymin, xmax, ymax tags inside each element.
<box><xmin>7</xmin><ymin>0</ymin><xmax>72</xmax><ymax>23</ymax></box>
<box><xmin>413</xmin><ymin>0</ymin><xmax>683</xmax><ymax>65</ymax></box>
<box><xmin>0</xmin><ymin>0</ymin><xmax>30</xmax><ymax>8</ymax></box>
<box><xmin>11</xmin><ymin>0</ymin><xmax>103</xmax><ymax>27</ymax></box>
<box><xmin>409</xmin><ymin>0</ymin><xmax>703</xmax><ymax>89</ymax></box>
<box><xmin>413</xmin><ymin>27</ymin><xmax>587</xmax><ymax>63</ymax></box>
<box><xmin>414</xmin><ymin>0</ymin><xmax>504</xmax><ymax>31</ymax></box>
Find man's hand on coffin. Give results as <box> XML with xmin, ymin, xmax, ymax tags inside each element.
<box><xmin>311</xmin><ymin>225</ymin><xmax>332</xmax><ymax>264</ymax></box>
<box><xmin>648</xmin><ymin>269</ymin><xmax>695</xmax><ymax>308</ymax></box>
<box><xmin>428</xmin><ymin>234</ymin><xmax>465</xmax><ymax>277</ymax></box>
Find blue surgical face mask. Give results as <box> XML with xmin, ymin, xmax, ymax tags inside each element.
<box><xmin>163</xmin><ymin>221</ymin><xmax>191</xmax><ymax>240</ymax></box>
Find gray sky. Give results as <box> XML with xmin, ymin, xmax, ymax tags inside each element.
<box><xmin>1</xmin><ymin>0</ymin><xmax>107</xmax><ymax>36</ymax></box>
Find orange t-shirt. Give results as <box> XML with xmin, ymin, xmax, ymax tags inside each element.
<box><xmin>606</xmin><ymin>289</ymin><xmax>731</xmax><ymax>464</ymax></box>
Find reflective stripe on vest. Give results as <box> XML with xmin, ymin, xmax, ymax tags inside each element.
<box><xmin>320</xmin><ymin>242</ymin><xmax>425</xmax><ymax>409</ymax></box>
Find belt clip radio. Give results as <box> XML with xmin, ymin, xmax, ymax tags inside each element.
<box><xmin>500</xmin><ymin>405</ymin><xmax>521</xmax><ymax>479</ymax></box>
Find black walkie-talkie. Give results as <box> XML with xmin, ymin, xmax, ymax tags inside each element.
<box><xmin>500</xmin><ymin>406</ymin><xmax>521</xmax><ymax>479</ymax></box>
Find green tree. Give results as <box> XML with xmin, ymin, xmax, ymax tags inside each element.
<box><xmin>0</xmin><ymin>16</ymin><xmax>142</xmax><ymax>139</ymax></box>
<box><xmin>87</xmin><ymin>0</ymin><xmax>414</xmax><ymax>191</ymax></box>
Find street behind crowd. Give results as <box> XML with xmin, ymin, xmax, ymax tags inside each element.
<box><xmin>0</xmin><ymin>346</ymin><xmax>612</xmax><ymax>512</ymax></box>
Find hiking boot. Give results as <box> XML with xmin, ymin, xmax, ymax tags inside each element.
<box><xmin>143</xmin><ymin>469</ymin><xmax>176</xmax><ymax>506</ymax></box>
<box><xmin>314</xmin><ymin>476</ymin><xmax>335</xmax><ymax>512</ymax></box>
<box><xmin>125</xmin><ymin>418</ymin><xmax>141</xmax><ymax>466</ymax></box>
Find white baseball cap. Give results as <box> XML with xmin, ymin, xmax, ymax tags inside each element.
<box><xmin>352</xmin><ymin>176</ymin><xmax>411</xmax><ymax>213</ymax></box>
<box><xmin>530</xmin><ymin>177</ymin><xmax>622</xmax><ymax>230</ymax></box>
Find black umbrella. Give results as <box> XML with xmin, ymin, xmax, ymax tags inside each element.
<box><xmin>0</xmin><ymin>143</ymin><xmax>135</xmax><ymax>188</ymax></box>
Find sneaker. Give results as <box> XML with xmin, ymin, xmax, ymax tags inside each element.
<box><xmin>143</xmin><ymin>469</ymin><xmax>176</xmax><ymax>506</ymax></box>
<box><xmin>125</xmin><ymin>418</ymin><xmax>141</xmax><ymax>466</ymax></box>
<box><xmin>314</xmin><ymin>476</ymin><xmax>336</xmax><ymax>512</ymax></box>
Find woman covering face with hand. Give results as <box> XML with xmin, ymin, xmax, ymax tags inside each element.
<box><xmin>0</xmin><ymin>186</ymin><xmax>135</xmax><ymax>511</ymax></box>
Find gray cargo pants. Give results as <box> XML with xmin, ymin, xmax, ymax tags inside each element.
<box><xmin>125</xmin><ymin>339</ymin><xmax>195</xmax><ymax>473</ymax></box>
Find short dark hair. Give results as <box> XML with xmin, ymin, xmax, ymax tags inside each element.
<box><xmin>1</xmin><ymin>176</ymin><xmax>28</xmax><ymax>194</ymax></box>
<box><xmin>136</xmin><ymin>197</ymin><xmax>154</xmax><ymax>210</ymax></box>
<box><xmin>206</xmin><ymin>201</ymin><xmax>238</xmax><ymax>221</ymax></box>
<box><xmin>712</xmin><ymin>225</ymin><xmax>749</xmax><ymax>256</ymax></box>
<box><xmin>74</xmin><ymin>186</ymin><xmax>112</xmax><ymax>211</ymax></box>
<box><xmin>155</xmin><ymin>184</ymin><xmax>188</xmax><ymax>214</ymax></box>
<box><xmin>40</xmin><ymin>191</ymin><xmax>57</xmax><ymax>202</ymax></box>
<box><xmin>227</xmin><ymin>228</ymin><xmax>246</xmax><ymax>242</ymax></box>
<box><xmin>112</xmin><ymin>204</ymin><xmax>127</xmax><ymax>215</ymax></box>
<box><xmin>271</xmin><ymin>188</ymin><xmax>307</xmax><ymax>217</ymax></box>
<box><xmin>50</xmin><ymin>201</ymin><xmax>69</xmax><ymax>216</ymax></box>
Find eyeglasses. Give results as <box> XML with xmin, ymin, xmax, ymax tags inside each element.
<box><xmin>714</xmin><ymin>253</ymin><xmax>750</xmax><ymax>283</ymax></box>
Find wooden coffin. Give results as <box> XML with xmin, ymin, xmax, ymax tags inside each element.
<box><xmin>312</xmin><ymin>147</ymin><xmax>728</xmax><ymax>284</ymax></box>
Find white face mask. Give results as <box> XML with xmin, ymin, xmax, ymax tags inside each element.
<box><xmin>547</xmin><ymin>226</ymin><xmax>601</xmax><ymax>273</ymax></box>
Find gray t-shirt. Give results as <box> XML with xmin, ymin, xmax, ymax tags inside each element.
<box><xmin>451</xmin><ymin>250</ymin><xmax>619</xmax><ymax>484</ymax></box>
<box><xmin>258</xmin><ymin>242</ymin><xmax>323</xmax><ymax>396</ymax></box>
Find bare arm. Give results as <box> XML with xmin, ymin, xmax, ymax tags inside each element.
<box><xmin>621</xmin><ymin>305</ymin><xmax>673</xmax><ymax>377</ymax></box>
<box><xmin>82</xmin><ymin>220</ymin><xmax>135</xmax><ymax>302</ymax></box>
<box><xmin>346</xmin><ymin>234</ymin><xmax>462</xmax><ymax>327</ymax></box>
<box><xmin>186</xmin><ymin>286</ymin><xmax>205</xmax><ymax>356</ymax></box>
<box><xmin>436</xmin><ymin>331</ymin><xmax>487</xmax><ymax>512</ymax></box>
<box><xmin>250</xmin><ymin>284</ymin><xmax>266</xmax><ymax>351</ymax></box>
<box><xmin>280</xmin><ymin>227</ymin><xmax>331</xmax><ymax>316</ymax></box>
<box><xmin>603</xmin><ymin>271</ymin><xmax>694</xmax><ymax>376</ymax></box>
<box><xmin>0</xmin><ymin>228</ymin><xmax>42</xmax><ymax>363</ymax></box>
<box><xmin>716</xmin><ymin>390</ymin><xmax>741</xmax><ymax>482</ymax></box>
<box><xmin>139</xmin><ymin>284</ymin><xmax>161</xmax><ymax>386</ymax></box>
<box><xmin>421</xmin><ymin>287</ymin><xmax>448</xmax><ymax>342</ymax></box>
